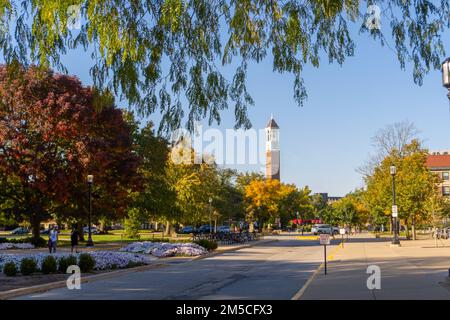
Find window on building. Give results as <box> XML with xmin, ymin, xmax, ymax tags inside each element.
<box><xmin>443</xmin><ymin>172</ymin><xmax>449</xmax><ymax>181</ymax></box>
<box><xmin>443</xmin><ymin>186</ymin><xmax>450</xmax><ymax>196</ymax></box>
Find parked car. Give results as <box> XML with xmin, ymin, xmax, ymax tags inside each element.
<box><xmin>316</xmin><ymin>226</ymin><xmax>333</xmax><ymax>235</ymax></box>
<box><xmin>83</xmin><ymin>226</ymin><xmax>99</xmax><ymax>234</ymax></box>
<box><xmin>10</xmin><ymin>227</ymin><xmax>29</xmax><ymax>235</ymax></box>
<box><xmin>179</xmin><ymin>226</ymin><xmax>196</xmax><ymax>234</ymax></box>
<box><xmin>196</xmin><ymin>225</ymin><xmax>213</xmax><ymax>234</ymax></box>
<box><xmin>311</xmin><ymin>224</ymin><xmax>330</xmax><ymax>235</ymax></box>
<box><xmin>217</xmin><ymin>225</ymin><xmax>231</xmax><ymax>233</ymax></box>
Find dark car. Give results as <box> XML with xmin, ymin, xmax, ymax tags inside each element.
<box><xmin>10</xmin><ymin>227</ymin><xmax>29</xmax><ymax>235</ymax></box>
<box><xmin>179</xmin><ymin>226</ymin><xmax>196</xmax><ymax>234</ymax></box>
<box><xmin>196</xmin><ymin>225</ymin><xmax>213</xmax><ymax>234</ymax></box>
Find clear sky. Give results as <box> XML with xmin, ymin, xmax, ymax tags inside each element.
<box><xmin>54</xmin><ymin>17</ymin><xmax>450</xmax><ymax>197</ymax></box>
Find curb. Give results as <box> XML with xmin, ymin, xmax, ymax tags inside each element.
<box><xmin>0</xmin><ymin>262</ymin><xmax>167</xmax><ymax>300</ymax></box>
<box><xmin>0</xmin><ymin>239</ymin><xmax>277</xmax><ymax>300</ymax></box>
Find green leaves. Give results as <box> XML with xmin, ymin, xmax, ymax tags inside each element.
<box><xmin>0</xmin><ymin>1</ymin><xmax>448</xmax><ymax>133</ymax></box>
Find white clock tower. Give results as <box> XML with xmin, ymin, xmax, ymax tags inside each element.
<box><xmin>265</xmin><ymin>115</ymin><xmax>280</xmax><ymax>180</ymax></box>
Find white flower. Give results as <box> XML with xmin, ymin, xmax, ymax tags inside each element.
<box><xmin>0</xmin><ymin>243</ymin><xmax>35</xmax><ymax>250</ymax></box>
<box><xmin>120</xmin><ymin>242</ymin><xmax>208</xmax><ymax>257</ymax></box>
<box><xmin>0</xmin><ymin>251</ymin><xmax>153</xmax><ymax>274</ymax></box>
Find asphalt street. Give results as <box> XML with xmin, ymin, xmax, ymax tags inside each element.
<box><xmin>16</xmin><ymin>235</ymin><xmax>336</xmax><ymax>300</ymax></box>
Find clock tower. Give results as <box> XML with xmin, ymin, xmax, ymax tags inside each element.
<box><xmin>265</xmin><ymin>115</ymin><xmax>280</xmax><ymax>180</ymax></box>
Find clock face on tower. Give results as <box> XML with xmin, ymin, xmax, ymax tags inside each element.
<box><xmin>265</xmin><ymin>117</ymin><xmax>280</xmax><ymax>180</ymax></box>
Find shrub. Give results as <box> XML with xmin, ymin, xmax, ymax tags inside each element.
<box><xmin>41</xmin><ymin>255</ymin><xmax>57</xmax><ymax>274</ymax></box>
<box><xmin>3</xmin><ymin>262</ymin><xmax>17</xmax><ymax>276</ymax></box>
<box><xmin>27</xmin><ymin>236</ymin><xmax>47</xmax><ymax>247</ymax></box>
<box><xmin>3</xmin><ymin>236</ymin><xmax>46</xmax><ymax>247</ymax></box>
<box><xmin>194</xmin><ymin>239</ymin><xmax>218</xmax><ymax>251</ymax></box>
<box><xmin>58</xmin><ymin>255</ymin><xmax>78</xmax><ymax>273</ymax></box>
<box><xmin>147</xmin><ymin>237</ymin><xmax>171</xmax><ymax>243</ymax></box>
<box><xmin>78</xmin><ymin>253</ymin><xmax>95</xmax><ymax>272</ymax></box>
<box><xmin>126</xmin><ymin>261</ymin><xmax>144</xmax><ymax>268</ymax></box>
<box><xmin>124</xmin><ymin>208</ymin><xmax>141</xmax><ymax>239</ymax></box>
<box><xmin>20</xmin><ymin>258</ymin><xmax>37</xmax><ymax>275</ymax></box>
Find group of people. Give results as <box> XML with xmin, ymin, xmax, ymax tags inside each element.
<box><xmin>47</xmin><ymin>226</ymin><xmax>80</xmax><ymax>254</ymax></box>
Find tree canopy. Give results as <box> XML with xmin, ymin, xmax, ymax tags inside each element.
<box><xmin>0</xmin><ymin>65</ymin><xmax>140</xmax><ymax>238</ymax></box>
<box><xmin>0</xmin><ymin>1</ymin><xmax>448</xmax><ymax>133</ymax></box>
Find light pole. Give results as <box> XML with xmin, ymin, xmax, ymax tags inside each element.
<box><xmin>296</xmin><ymin>211</ymin><xmax>299</xmax><ymax>233</ymax></box>
<box><xmin>390</xmin><ymin>165</ymin><xmax>400</xmax><ymax>245</ymax></box>
<box><xmin>208</xmin><ymin>197</ymin><xmax>213</xmax><ymax>234</ymax></box>
<box><xmin>442</xmin><ymin>58</ymin><xmax>450</xmax><ymax>101</ymax></box>
<box><xmin>86</xmin><ymin>174</ymin><xmax>94</xmax><ymax>247</ymax></box>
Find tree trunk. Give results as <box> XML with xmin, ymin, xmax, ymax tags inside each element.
<box><xmin>164</xmin><ymin>220</ymin><xmax>172</xmax><ymax>237</ymax></box>
<box><xmin>404</xmin><ymin>220</ymin><xmax>410</xmax><ymax>240</ymax></box>
<box><xmin>77</xmin><ymin>222</ymin><xmax>85</xmax><ymax>242</ymax></box>
<box><xmin>411</xmin><ymin>215</ymin><xmax>416</xmax><ymax>240</ymax></box>
<box><xmin>31</xmin><ymin>213</ymin><xmax>41</xmax><ymax>240</ymax></box>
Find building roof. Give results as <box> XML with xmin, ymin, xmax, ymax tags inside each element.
<box><xmin>266</xmin><ymin>118</ymin><xmax>279</xmax><ymax>129</ymax></box>
<box><xmin>426</xmin><ymin>154</ymin><xmax>450</xmax><ymax>169</ymax></box>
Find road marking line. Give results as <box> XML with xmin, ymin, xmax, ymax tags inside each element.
<box><xmin>296</xmin><ymin>236</ymin><xmax>319</xmax><ymax>240</ymax></box>
<box><xmin>291</xmin><ymin>240</ymin><xmax>345</xmax><ymax>300</ymax></box>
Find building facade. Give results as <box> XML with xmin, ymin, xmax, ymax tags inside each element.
<box><xmin>265</xmin><ymin>116</ymin><xmax>280</xmax><ymax>180</ymax></box>
<box><xmin>426</xmin><ymin>153</ymin><xmax>450</xmax><ymax>197</ymax></box>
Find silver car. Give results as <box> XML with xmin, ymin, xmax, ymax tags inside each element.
<box><xmin>312</xmin><ymin>224</ymin><xmax>331</xmax><ymax>235</ymax></box>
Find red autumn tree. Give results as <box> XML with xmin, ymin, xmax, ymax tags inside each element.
<box><xmin>0</xmin><ymin>65</ymin><xmax>140</xmax><ymax>239</ymax></box>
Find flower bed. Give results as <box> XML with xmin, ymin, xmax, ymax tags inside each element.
<box><xmin>0</xmin><ymin>243</ymin><xmax>35</xmax><ymax>250</ymax></box>
<box><xmin>120</xmin><ymin>242</ymin><xmax>208</xmax><ymax>257</ymax></box>
<box><xmin>0</xmin><ymin>251</ymin><xmax>153</xmax><ymax>275</ymax></box>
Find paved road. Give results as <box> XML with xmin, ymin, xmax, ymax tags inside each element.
<box><xmin>16</xmin><ymin>235</ymin><xmax>335</xmax><ymax>300</ymax></box>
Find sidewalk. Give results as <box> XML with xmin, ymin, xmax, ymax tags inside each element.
<box><xmin>299</xmin><ymin>233</ymin><xmax>450</xmax><ymax>300</ymax></box>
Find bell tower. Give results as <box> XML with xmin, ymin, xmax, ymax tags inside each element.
<box><xmin>265</xmin><ymin>115</ymin><xmax>280</xmax><ymax>180</ymax></box>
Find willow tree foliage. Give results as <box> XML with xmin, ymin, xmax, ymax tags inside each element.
<box><xmin>0</xmin><ymin>1</ymin><xmax>448</xmax><ymax>133</ymax></box>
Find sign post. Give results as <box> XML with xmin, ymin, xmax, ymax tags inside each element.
<box><xmin>339</xmin><ymin>228</ymin><xmax>346</xmax><ymax>247</ymax></box>
<box><xmin>319</xmin><ymin>234</ymin><xmax>331</xmax><ymax>275</ymax></box>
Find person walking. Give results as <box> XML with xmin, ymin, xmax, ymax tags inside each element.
<box><xmin>70</xmin><ymin>226</ymin><xmax>79</xmax><ymax>254</ymax></box>
<box><xmin>49</xmin><ymin>226</ymin><xmax>59</xmax><ymax>253</ymax></box>
<box><xmin>47</xmin><ymin>228</ymin><xmax>53</xmax><ymax>253</ymax></box>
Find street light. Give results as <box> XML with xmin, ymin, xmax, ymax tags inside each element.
<box><xmin>442</xmin><ymin>58</ymin><xmax>450</xmax><ymax>101</ymax></box>
<box><xmin>208</xmin><ymin>197</ymin><xmax>213</xmax><ymax>234</ymax></box>
<box><xmin>86</xmin><ymin>174</ymin><xmax>94</xmax><ymax>247</ymax></box>
<box><xmin>390</xmin><ymin>165</ymin><xmax>400</xmax><ymax>246</ymax></box>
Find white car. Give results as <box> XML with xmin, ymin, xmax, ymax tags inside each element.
<box><xmin>312</xmin><ymin>224</ymin><xmax>330</xmax><ymax>235</ymax></box>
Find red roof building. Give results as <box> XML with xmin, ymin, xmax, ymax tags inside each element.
<box><xmin>426</xmin><ymin>154</ymin><xmax>450</xmax><ymax>196</ymax></box>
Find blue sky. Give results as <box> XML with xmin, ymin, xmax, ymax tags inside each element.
<box><xmin>55</xmin><ymin>16</ymin><xmax>450</xmax><ymax>197</ymax></box>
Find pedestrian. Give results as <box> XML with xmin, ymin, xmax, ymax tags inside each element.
<box><xmin>47</xmin><ymin>228</ymin><xmax>53</xmax><ymax>253</ymax></box>
<box><xmin>70</xmin><ymin>226</ymin><xmax>79</xmax><ymax>254</ymax></box>
<box><xmin>49</xmin><ymin>226</ymin><xmax>59</xmax><ymax>253</ymax></box>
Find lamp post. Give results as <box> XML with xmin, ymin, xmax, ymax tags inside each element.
<box><xmin>442</xmin><ymin>58</ymin><xmax>450</xmax><ymax>101</ymax></box>
<box><xmin>86</xmin><ymin>175</ymin><xmax>94</xmax><ymax>247</ymax></box>
<box><xmin>208</xmin><ymin>197</ymin><xmax>213</xmax><ymax>234</ymax></box>
<box><xmin>390</xmin><ymin>165</ymin><xmax>400</xmax><ymax>245</ymax></box>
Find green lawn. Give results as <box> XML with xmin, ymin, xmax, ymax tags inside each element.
<box><xmin>1</xmin><ymin>229</ymin><xmax>193</xmax><ymax>246</ymax></box>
